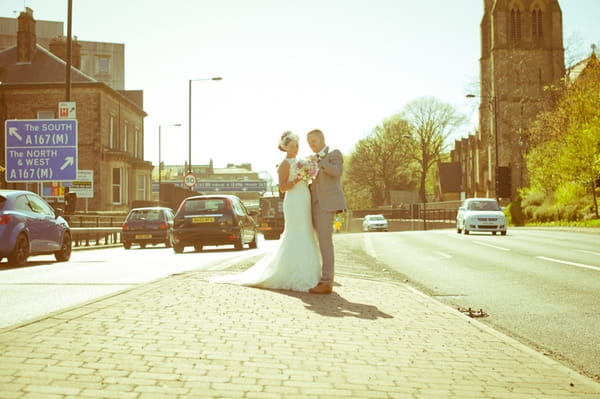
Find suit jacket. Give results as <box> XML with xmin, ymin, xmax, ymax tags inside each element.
<box><xmin>310</xmin><ymin>148</ymin><xmax>346</xmax><ymax>212</ymax></box>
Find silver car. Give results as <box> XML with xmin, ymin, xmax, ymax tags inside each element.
<box><xmin>456</xmin><ymin>198</ymin><xmax>507</xmax><ymax>235</ymax></box>
<box><xmin>362</xmin><ymin>214</ymin><xmax>389</xmax><ymax>232</ymax></box>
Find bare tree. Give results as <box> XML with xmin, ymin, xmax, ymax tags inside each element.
<box><xmin>401</xmin><ymin>97</ymin><xmax>466</xmax><ymax>202</ymax></box>
<box><xmin>345</xmin><ymin>115</ymin><xmax>414</xmax><ymax>208</ymax></box>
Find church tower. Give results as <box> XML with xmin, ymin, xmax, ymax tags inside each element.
<box><xmin>479</xmin><ymin>0</ymin><xmax>564</xmax><ymax>200</ymax></box>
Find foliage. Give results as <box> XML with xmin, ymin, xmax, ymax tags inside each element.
<box><xmin>400</xmin><ymin>97</ymin><xmax>466</xmax><ymax>202</ymax></box>
<box><xmin>525</xmin><ymin>53</ymin><xmax>600</xmax><ymax>220</ymax></box>
<box><xmin>344</xmin><ymin>115</ymin><xmax>416</xmax><ymax>209</ymax></box>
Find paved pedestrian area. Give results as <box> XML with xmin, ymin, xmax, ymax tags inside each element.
<box><xmin>1</xmin><ymin>269</ymin><xmax>599</xmax><ymax>399</ymax></box>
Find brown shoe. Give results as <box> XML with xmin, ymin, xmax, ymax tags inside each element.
<box><xmin>309</xmin><ymin>283</ymin><xmax>333</xmax><ymax>294</ymax></box>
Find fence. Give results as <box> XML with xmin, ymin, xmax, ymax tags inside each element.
<box><xmin>65</xmin><ymin>213</ymin><xmax>125</xmax><ymax>248</ymax></box>
<box><xmin>346</xmin><ymin>201</ymin><xmax>460</xmax><ymax>232</ymax></box>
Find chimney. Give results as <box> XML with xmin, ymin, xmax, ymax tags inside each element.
<box><xmin>50</xmin><ymin>36</ymin><xmax>82</xmax><ymax>70</ymax></box>
<box><xmin>17</xmin><ymin>7</ymin><xmax>36</xmax><ymax>63</ymax></box>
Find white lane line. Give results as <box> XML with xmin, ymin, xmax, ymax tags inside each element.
<box><xmin>536</xmin><ymin>256</ymin><xmax>600</xmax><ymax>272</ymax></box>
<box><xmin>472</xmin><ymin>241</ymin><xmax>511</xmax><ymax>251</ymax></box>
<box><xmin>575</xmin><ymin>249</ymin><xmax>600</xmax><ymax>257</ymax></box>
<box><xmin>435</xmin><ymin>251</ymin><xmax>452</xmax><ymax>259</ymax></box>
<box><xmin>363</xmin><ymin>234</ymin><xmax>378</xmax><ymax>260</ymax></box>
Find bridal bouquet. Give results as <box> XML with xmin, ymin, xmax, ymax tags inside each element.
<box><xmin>296</xmin><ymin>158</ymin><xmax>319</xmax><ymax>183</ymax></box>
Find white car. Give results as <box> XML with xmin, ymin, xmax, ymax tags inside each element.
<box><xmin>362</xmin><ymin>214</ymin><xmax>388</xmax><ymax>232</ymax></box>
<box><xmin>456</xmin><ymin>198</ymin><xmax>507</xmax><ymax>235</ymax></box>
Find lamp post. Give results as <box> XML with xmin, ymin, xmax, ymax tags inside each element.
<box><xmin>158</xmin><ymin>123</ymin><xmax>181</xmax><ymax>201</ymax></box>
<box><xmin>188</xmin><ymin>77</ymin><xmax>223</xmax><ymax>174</ymax></box>
<box><xmin>466</xmin><ymin>93</ymin><xmax>498</xmax><ymax>200</ymax></box>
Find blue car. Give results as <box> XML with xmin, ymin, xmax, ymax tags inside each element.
<box><xmin>0</xmin><ymin>189</ymin><xmax>72</xmax><ymax>266</ymax></box>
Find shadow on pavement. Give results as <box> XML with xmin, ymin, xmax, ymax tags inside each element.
<box><xmin>278</xmin><ymin>288</ymin><xmax>394</xmax><ymax>320</ymax></box>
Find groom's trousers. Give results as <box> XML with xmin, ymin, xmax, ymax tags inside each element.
<box><xmin>312</xmin><ymin>202</ymin><xmax>335</xmax><ymax>284</ymax></box>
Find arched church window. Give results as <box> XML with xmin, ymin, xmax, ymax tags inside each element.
<box><xmin>532</xmin><ymin>8</ymin><xmax>543</xmax><ymax>41</ymax></box>
<box><xmin>510</xmin><ymin>8</ymin><xmax>522</xmax><ymax>42</ymax></box>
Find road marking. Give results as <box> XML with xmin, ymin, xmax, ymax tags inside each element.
<box><xmin>363</xmin><ymin>234</ymin><xmax>378</xmax><ymax>260</ymax></box>
<box><xmin>536</xmin><ymin>256</ymin><xmax>600</xmax><ymax>272</ymax></box>
<box><xmin>575</xmin><ymin>249</ymin><xmax>600</xmax><ymax>257</ymax></box>
<box><xmin>472</xmin><ymin>241</ymin><xmax>511</xmax><ymax>251</ymax></box>
<box><xmin>435</xmin><ymin>251</ymin><xmax>452</xmax><ymax>259</ymax></box>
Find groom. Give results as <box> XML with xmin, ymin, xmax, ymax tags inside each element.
<box><xmin>307</xmin><ymin>129</ymin><xmax>347</xmax><ymax>294</ymax></box>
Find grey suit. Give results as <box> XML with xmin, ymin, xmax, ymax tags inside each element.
<box><xmin>310</xmin><ymin>147</ymin><xmax>346</xmax><ymax>285</ymax></box>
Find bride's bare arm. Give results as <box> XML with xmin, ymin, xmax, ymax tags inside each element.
<box><xmin>278</xmin><ymin>161</ymin><xmax>299</xmax><ymax>192</ymax></box>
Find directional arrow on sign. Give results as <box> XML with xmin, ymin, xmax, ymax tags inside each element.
<box><xmin>60</xmin><ymin>156</ymin><xmax>74</xmax><ymax>170</ymax></box>
<box><xmin>9</xmin><ymin>127</ymin><xmax>22</xmax><ymax>141</ymax></box>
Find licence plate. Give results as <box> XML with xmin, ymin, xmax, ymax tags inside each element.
<box><xmin>135</xmin><ymin>234</ymin><xmax>152</xmax><ymax>239</ymax></box>
<box><xmin>193</xmin><ymin>217</ymin><xmax>215</xmax><ymax>223</ymax></box>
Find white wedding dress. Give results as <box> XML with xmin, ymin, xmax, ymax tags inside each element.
<box><xmin>209</xmin><ymin>158</ymin><xmax>322</xmax><ymax>292</ymax></box>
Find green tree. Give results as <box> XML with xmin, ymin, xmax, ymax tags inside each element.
<box><xmin>526</xmin><ymin>53</ymin><xmax>600</xmax><ymax>218</ymax></box>
<box><xmin>344</xmin><ymin>115</ymin><xmax>415</xmax><ymax>208</ymax></box>
<box><xmin>401</xmin><ymin>97</ymin><xmax>466</xmax><ymax>202</ymax></box>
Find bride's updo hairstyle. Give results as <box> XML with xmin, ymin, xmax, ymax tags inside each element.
<box><xmin>278</xmin><ymin>131</ymin><xmax>299</xmax><ymax>151</ymax></box>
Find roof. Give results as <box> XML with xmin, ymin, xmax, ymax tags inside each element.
<box><xmin>566</xmin><ymin>52</ymin><xmax>599</xmax><ymax>83</ymax></box>
<box><xmin>0</xmin><ymin>43</ymin><xmax>95</xmax><ymax>84</ymax></box>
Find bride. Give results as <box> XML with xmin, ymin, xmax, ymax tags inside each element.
<box><xmin>209</xmin><ymin>131</ymin><xmax>322</xmax><ymax>292</ymax></box>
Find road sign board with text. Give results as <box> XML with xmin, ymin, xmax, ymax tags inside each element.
<box><xmin>5</xmin><ymin>119</ymin><xmax>78</xmax><ymax>182</ymax></box>
<box><xmin>195</xmin><ymin>180</ymin><xmax>267</xmax><ymax>192</ymax></box>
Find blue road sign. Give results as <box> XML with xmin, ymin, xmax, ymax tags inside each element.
<box><xmin>5</xmin><ymin>119</ymin><xmax>78</xmax><ymax>182</ymax></box>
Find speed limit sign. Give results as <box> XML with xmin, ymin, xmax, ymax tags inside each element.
<box><xmin>183</xmin><ymin>173</ymin><xmax>197</xmax><ymax>188</ymax></box>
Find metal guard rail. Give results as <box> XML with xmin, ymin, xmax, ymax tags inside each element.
<box><xmin>71</xmin><ymin>227</ymin><xmax>122</xmax><ymax>248</ymax></box>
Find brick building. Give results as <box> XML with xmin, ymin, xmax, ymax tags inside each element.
<box><xmin>452</xmin><ymin>0</ymin><xmax>565</xmax><ymax>201</ymax></box>
<box><xmin>0</xmin><ymin>8</ymin><xmax>151</xmax><ymax>212</ymax></box>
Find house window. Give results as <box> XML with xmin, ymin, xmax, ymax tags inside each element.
<box><xmin>37</xmin><ymin>111</ymin><xmax>54</xmax><ymax>119</ymax></box>
<box><xmin>136</xmin><ymin>175</ymin><xmax>147</xmax><ymax>200</ymax></box>
<box><xmin>123</xmin><ymin>121</ymin><xmax>129</xmax><ymax>152</ymax></box>
<box><xmin>134</xmin><ymin>128</ymin><xmax>141</xmax><ymax>158</ymax></box>
<box><xmin>112</xmin><ymin>167</ymin><xmax>122</xmax><ymax>204</ymax></box>
<box><xmin>98</xmin><ymin>56</ymin><xmax>110</xmax><ymax>74</ymax></box>
<box><xmin>510</xmin><ymin>8</ymin><xmax>522</xmax><ymax>42</ymax></box>
<box><xmin>109</xmin><ymin>115</ymin><xmax>115</xmax><ymax>149</ymax></box>
<box><xmin>532</xmin><ymin>8</ymin><xmax>543</xmax><ymax>41</ymax></box>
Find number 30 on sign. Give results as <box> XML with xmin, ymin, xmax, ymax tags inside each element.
<box><xmin>184</xmin><ymin>173</ymin><xmax>197</xmax><ymax>188</ymax></box>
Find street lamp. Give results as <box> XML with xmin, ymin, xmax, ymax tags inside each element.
<box><xmin>158</xmin><ymin>123</ymin><xmax>181</xmax><ymax>201</ymax></box>
<box><xmin>466</xmin><ymin>93</ymin><xmax>499</xmax><ymax>200</ymax></box>
<box><xmin>188</xmin><ymin>77</ymin><xmax>223</xmax><ymax>174</ymax></box>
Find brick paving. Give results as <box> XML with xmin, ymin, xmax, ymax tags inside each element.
<box><xmin>1</xmin><ymin>266</ymin><xmax>600</xmax><ymax>398</ymax></box>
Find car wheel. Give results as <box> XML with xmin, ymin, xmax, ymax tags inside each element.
<box><xmin>54</xmin><ymin>232</ymin><xmax>72</xmax><ymax>262</ymax></box>
<box><xmin>140</xmin><ymin>243</ymin><xmax>146</xmax><ymax>249</ymax></box>
<box><xmin>173</xmin><ymin>244</ymin><xmax>184</xmax><ymax>253</ymax></box>
<box><xmin>8</xmin><ymin>234</ymin><xmax>29</xmax><ymax>267</ymax></box>
<box><xmin>501</xmin><ymin>231</ymin><xmax>507</xmax><ymax>236</ymax></box>
<box><xmin>249</xmin><ymin>233</ymin><xmax>257</xmax><ymax>249</ymax></box>
<box><xmin>492</xmin><ymin>231</ymin><xmax>497</xmax><ymax>235</ymax></box>
<box><xmin>194</xmin><ymin>244</ymin><xmax>203</xmax><ymax>251</ymax></box>
<box><xmin>123</xmin><ymin>241</ymin><xmax>131</xmax><ymax>249</ymax></box>
<box><xmin>457</xmin><ymin>224</ymin><xmax>462</xmax><ymax>233</ymax></box>
<box><xmin>165</xmin><ymin>232</ymin><xmax>173</xmax><ymax>248</ymax></box>
<box><xmin>463</xmin><ymin>229</ymin><xmax>469</xmax><ymax>235</ymax></box>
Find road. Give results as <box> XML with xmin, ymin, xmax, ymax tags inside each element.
<box><xmin>1</xmin><ymin>228</ymin><xmax>598</xmax><ymax>381</ymax></box>
<box><xmin>0</xmin><ymin>240</ymin><xmax>278</xmax><ymax>329</ymax></box>
<box><xmin>355</xmin><ymin>227</ymin><xmax>600</xmax><ymax>381</ymax></box>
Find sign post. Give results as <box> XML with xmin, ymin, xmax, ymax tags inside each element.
<box><xmin>5</xmin><ymin>119</ymin><xmax>78</xmax><ymax>182</ymax></box>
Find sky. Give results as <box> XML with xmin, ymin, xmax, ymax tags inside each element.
<box><xmin>1</xmin><ymin>0</ymin><xmax>599</xmax><ymax>180</ymax></box>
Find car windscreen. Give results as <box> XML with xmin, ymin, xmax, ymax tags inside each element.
<box><xmin>468</xmin><ymin>201</ymin><xmax>500</xmax><ymax>211</ymax></box>
<box><xmin>371</xmin><ymin>215</ymin><xmax>385</xmax><ymax>220</ymax></box>
<box><xmin>183</xmin><ymin>199</ymin><xmax>228</xmax><ymax>214</ymax></box>
<box><xmin>128</xmin><ymin>209</ymin><xmax>162</xmax><ymax>221</ymax></box>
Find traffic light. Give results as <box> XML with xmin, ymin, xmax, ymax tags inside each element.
<box><xmin>64</xmin><ymin>192</ymin><xmax>77</xmax><ymax>214</ymax></box>
<box><xmin>495</xmin><ymin>166</ymin><xmax>511</xmax><ymax>198</ymax></box>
